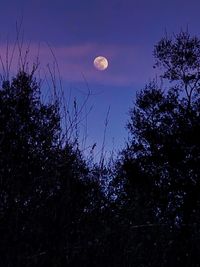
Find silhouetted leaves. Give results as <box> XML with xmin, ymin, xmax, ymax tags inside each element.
<box><xmin>0</xmin><ymin>70</ymin><xmax>105</xmax><ymax>267</ymax></box>
<box><xmin>114</xmin><ymin>31</ymin><xmax>200</xmax><ymax>266</ymax></box>
<box><xmin>2</xmin><ymin>31</ymin><xmax>200</xmax><ymax>267</ymax></box>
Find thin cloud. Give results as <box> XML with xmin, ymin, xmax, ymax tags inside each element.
<box><xmin>0</xmin><ymin>42</ymin><xmax>156</xmax><ymax>86</ymax></box>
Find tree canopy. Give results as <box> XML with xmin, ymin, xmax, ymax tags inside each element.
<box><xmin>114</xmin><ymin>31</ymin><xmax>200</xmax><ymax>266</ymax></box>
<box><xmin>1</xmin><ymin>31</ymin><xmax>200</xmax><ymax>267</ymax></box>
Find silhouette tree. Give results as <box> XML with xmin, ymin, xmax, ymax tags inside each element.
<box><xmin>114</xmin><ymin>31</ymin><xmax>200</xmax><ymax>266</ymax></box>
<box><xmin>2</xmin><ymin>31</ymin><xmax>200</xmax><ymax>267</ymax></box>
<box><xmin>0</xmin><ymin>70</ymin><xmax>106</xmax><ymax>267</ymax></box>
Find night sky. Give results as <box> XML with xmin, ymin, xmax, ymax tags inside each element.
<box><xmin>0</xmin><ymin>0</ymin><xmax>200</xmax><ymax>160</ymax></box>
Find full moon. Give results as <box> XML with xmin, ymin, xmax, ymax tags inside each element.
<box><xmin>93</xmin><ymin>56</ymin><xmax>108</xmax><ymax>71</ymax></box>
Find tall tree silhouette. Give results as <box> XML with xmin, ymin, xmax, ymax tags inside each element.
<box><xmin>0</xmin><ymin>70</ymin><xmax>105</xmax><ymax>267</ymax></box>
<box><xmin>115</xmin><ymin>31</ymin><xmax>200</xmax><ymax>266</ymax></box>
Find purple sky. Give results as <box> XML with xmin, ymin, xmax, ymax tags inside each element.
<box><xmin>0</xmin><ymin>0</ymin><xmax>200</xmax><ymax>160</ymax></box>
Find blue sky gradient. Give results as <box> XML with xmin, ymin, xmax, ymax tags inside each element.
<box><xmin>0</xmin><ymin>0</ymin><xmax>200</xmax><ymax>160</ymax></box>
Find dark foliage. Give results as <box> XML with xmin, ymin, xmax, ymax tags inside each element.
<box><xmin>1</xmin><ymin>30</ymin><xmax>200</xmax><ymax>267</ymax></box>
<box><xmin>0</xmin><ymin>71</ymin><xmax>107</xmax><ymax>267</ymax></box>
<box><xmin>112</xmin><ymin>31</ymin><xmax>200</xmax><ymax>266</ymax></box>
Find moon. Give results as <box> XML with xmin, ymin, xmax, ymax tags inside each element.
<box><xmin>93</xmin><ymin>56</ymin><xmax>108</xmax><ymax>71</ymax></box>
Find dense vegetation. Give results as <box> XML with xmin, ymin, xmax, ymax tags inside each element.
<box><xmin>1</xmin><ymin>31</ymin><xmax>200</xmax><ymax>266</ymax></box>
